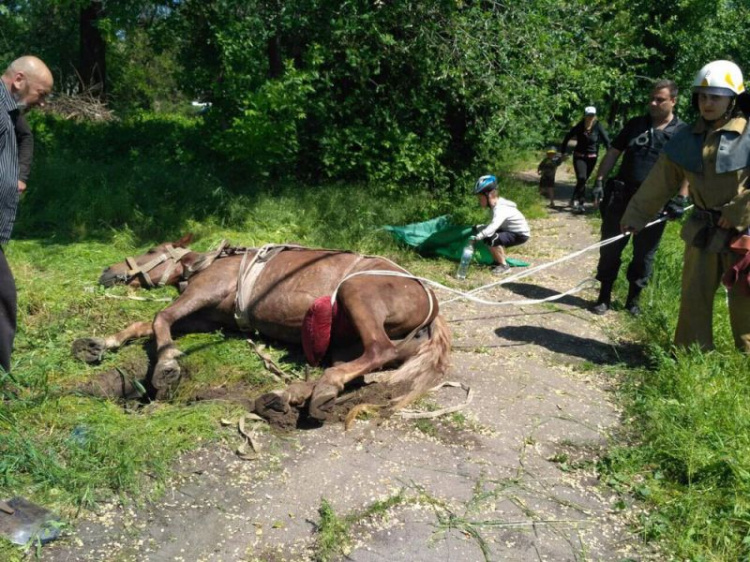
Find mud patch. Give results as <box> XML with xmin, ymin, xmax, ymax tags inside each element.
<box><xmin>252</xmin><ymin>378</ymin><xmax>419</xmax><ymax>431</ymax></box>
<box><xmin>328</xmin><ymin>379</ymin><xmax>413</xmax><ymax>422</ymax></box>
<box><xmin>72</xmin><ymin>356</ymin><xmax>152</xmax><ymax>400</ymax></box>
<box><xmin>190</xmin><ymin>383</ymin><xmax>257</xmax><ymax>412</ymax></box>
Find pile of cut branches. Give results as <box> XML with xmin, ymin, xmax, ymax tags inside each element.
<box><xmin>44</xmin><ymin>92</ymin><xmax>115</xmax><ymax>122</ymax></box>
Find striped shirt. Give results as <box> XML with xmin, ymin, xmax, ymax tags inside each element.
<box><xmin>0</xmin><ymin>84</ymin><xmax>20</xmax><ymax>243</ymax></box>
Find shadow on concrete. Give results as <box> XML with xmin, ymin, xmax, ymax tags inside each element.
<box><xmin>494</xmin><ymin>324</ymin><xmax>649</xmax><ymax>368</ymax></box>
<box><xmin>500</xmin><ymin>281</ymin><xmax>593</xmax><ymax>309</ymax></box>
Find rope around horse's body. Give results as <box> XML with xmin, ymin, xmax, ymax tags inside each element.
<box><xmin>332</xmin><ymin>213</ymin><xmax>675</xmax><ymax>307</ymax></box>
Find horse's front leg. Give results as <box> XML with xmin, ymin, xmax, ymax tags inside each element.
<box><xmin>72</xmin><ymin>321</ymin><xmax>153</xmax><ymax>364</ymax></box>
<box><xmin>149</xmin><ymin>281</ymin><xmax>232</xmax><ymax>389</ymax></box>
<box><xmin>149</xmin><ymin>303</ymin><xmax>195</xmax><ymax>389</ymax></box>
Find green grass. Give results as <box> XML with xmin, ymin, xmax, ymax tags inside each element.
<box><xmin>314</xmin><ymin>499</ymin><xmax>352</xmax><ymax>562</ymax></box>
<box><xmin>599</xmin><ymin>224</ymin><xmax>750</xmax><ymax>561</ymax></box>
<box><xmin>313</xmin><ymin>492</ymin><xmax>409</xmax><ymax>561</ymax></box>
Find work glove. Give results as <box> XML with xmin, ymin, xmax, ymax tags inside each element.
<box><xmin>472</xmin><ymin>224</ymin><xmax>485</xmax><ymax>235</ymax></box>
<box><xmin>591</xmin><ymin>179</ymin><xmax>604</xmax><ymax>202</ymax></box>
<box><xmin>664</xmin><ymin>195</ymin><xmax>690</xmax><ymax>220</ymax></box>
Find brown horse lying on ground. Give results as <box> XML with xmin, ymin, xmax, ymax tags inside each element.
<box><xmin>73</xmin><ymin>236</ymin><xmax>451</xmax><ymax>421</ymax></box>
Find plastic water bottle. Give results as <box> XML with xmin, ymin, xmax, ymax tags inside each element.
<box><xmin>456</xmin><ymin>239</ymin><xmax>475</xmax><ymax>280</ymax></box>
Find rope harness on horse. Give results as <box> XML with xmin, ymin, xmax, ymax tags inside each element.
<box><xmin>124</xmin><ymin>240</ymin><xmax>235</xmax><ymax>289</ymax></box>
<box><xmin>125</xmin><ymin>244</ymin><xmax>192</xmax><ymax>288</ymax></box>
<box><xmin>232</xmin><ymin>245</ymin><xmax>437</xmax><ymax>351</ymax></box>
<box><xmin>234</xmin><ymin>244</ymin><xmax>293</xmax><ymax>331</ymax></box>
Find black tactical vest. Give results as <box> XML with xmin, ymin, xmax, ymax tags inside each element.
<box><xmin>618</xmin><ymin>115</ymin><xmax>685</xmax><ymax>185</ymax></box>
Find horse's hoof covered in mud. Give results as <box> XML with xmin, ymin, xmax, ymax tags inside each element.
<box><xmin>254</xmin><ymin>390</ymin><xmax>302</xmax><ymax>430</ymax></box>
<box><xmin>151</xmin><ymin>359</ymin><xmax>182</xmax><ymax>389</ymax></box>
<box><xmin>287</xmin><ymin>381</ymin><xmax>315</xmax><ymax>406</ymax></box>
<box><xmin>308</xmin><ymin>383</ymin><xmax>339</xmax><ymax>420</ymax></box>
<box><xmin>255</xmin><ymin>390</ymin><xmax>291</xmax><ymax>415</ymax></box>
<box><xmin>72</xmin><ymin>337</ymin><xmax>107</xmax><ymax>364</ymax></box>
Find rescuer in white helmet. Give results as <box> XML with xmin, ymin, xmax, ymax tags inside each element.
<box><xmin>621</xmin><ymin>60</ymin><xmax>750</xmax><ymax>352</ymax></box>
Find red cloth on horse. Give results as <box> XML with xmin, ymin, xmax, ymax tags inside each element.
<box><xmin>302</xmin><ymin>296</ymin><xmax>351</xmax><ymax>366</ymax></box>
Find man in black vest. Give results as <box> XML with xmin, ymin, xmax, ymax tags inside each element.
<box><xmin>590</xmin><ymin>79</ymin><xmax>689</xmax><ymax>315</ymax></box>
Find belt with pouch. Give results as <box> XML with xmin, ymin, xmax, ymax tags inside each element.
<box><xmin>680</xmin><ymin>208</ymin><xmax>733</xmax><ymax>253</ymax></box>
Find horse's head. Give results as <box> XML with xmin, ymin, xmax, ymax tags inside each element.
<box><xmin>99</xmin><ymin>234</ymin><xmax>195</xmax><ymax>289</ymax></box>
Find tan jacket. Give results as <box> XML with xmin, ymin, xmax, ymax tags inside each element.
<box><xmin>622</xmin><ymin>116</ymin><xmax>750</xmax><ymax>231</ymax></box>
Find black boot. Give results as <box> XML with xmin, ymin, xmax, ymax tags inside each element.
<box><xmin>591</xmin><ymin>281</ymin><xmax>613</xmax><ymax>315</ymax></box>
<box><xmin>625</xmin><ymin>285</ymin><xmax>642</xmax><ymax>316</ymax></box>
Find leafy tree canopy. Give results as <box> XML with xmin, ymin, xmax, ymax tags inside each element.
<box><xmin>1</xmin><ymin>0</ymin><xmax>748</xmax><ymax>185</ymax></box>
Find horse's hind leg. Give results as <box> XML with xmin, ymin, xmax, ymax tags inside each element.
<box><xmin>308</xmin><ymin>303</ymin><xmax>399</xmax><ymax>420</ymax></box>
<box><xmin>72</xmin><ymin>321</ymin><xmax>153</xmax><ymax>364</ymax></box>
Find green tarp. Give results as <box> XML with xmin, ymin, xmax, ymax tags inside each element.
<box><xmin>384</xmin><ymin>215</ymin><xmax>529</xmax><ymax>267</ymax></box>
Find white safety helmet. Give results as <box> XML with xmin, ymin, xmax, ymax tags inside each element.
<box><xmin>692</xmin><ymin>60</ymin><xmax>745</xmax><ymax>97</ymax></box>
<box><xmin>584</xmin><ymin>106</ymin><xmax>597</xmax><ymax>116</ymax></box>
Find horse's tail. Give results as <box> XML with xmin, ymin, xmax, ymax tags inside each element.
<box><xmin>377</xmin><ymin>314</ymin><xmax>452</xmax><ymax>412</ymax></box>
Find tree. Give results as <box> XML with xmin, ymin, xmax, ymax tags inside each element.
<box><xmin>79</xmin><ymin>0</ymin><xmax>106</xmax><ymax>95</ymax></box>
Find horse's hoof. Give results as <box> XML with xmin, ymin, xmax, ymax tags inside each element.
<box><xmin>255</xmin><ymin>390</ymin><xmax>290</xmax><ymax>417</ymax></box>
<box><xmin>309</xmin><ymin>383</ymin><xmax>339</xmax><ymax>421</ymax></box>
<box><xmin>286</xmin><ymin>381</ymin><xmax>314</xmax><ymax>406</ymax></box>
<box><xmin>151</xmin><ymin>359</ymin><xmax>181</xmax><ymax>389</ymax></box>
<box><xmin>72</xmin><ymin>338</ymin><xmax>107</xmax><ymax>364</ymax></box>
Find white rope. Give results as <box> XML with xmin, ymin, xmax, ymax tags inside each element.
<box><xmin>328</xmin><ymin>268</ymin><xmax>595</xmax><ymax>307</ymax></box>
<box><xmin>330</xmin><ymin>211</ymin><xmax>682</xmax><ymax>309</ymax></box>
<box><xmin>443</xmin><ymin>212</ymin><xmax>678</xmax><ymax>305</ymax></box>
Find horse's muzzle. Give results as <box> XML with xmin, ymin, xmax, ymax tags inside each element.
<box><xmin>99</xmin><ymin>268</ymin><xmax>128</xmax><ymax>287</ymax></box>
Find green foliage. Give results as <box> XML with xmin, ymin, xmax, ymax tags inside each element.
<box><xmin>17</xmin><ymin>112</ymin><xmax>220</xmax><ymax>240</ymax></box>
<box><xmin>107</xmin><ymin>26</ymin><xmax>187</xmax><ymax>113</ymax></box>
<box><xmin>0</xmin><ymin>0</ymin><xmax>81</xmax><ymax>92</ymax></box>
<box><xmin>632</xmin><ymin>0</ymin><xmax>750</xmax><ymax>88</ymax></box>
<box><xmin>212</xmin><ymin>62</ymin><xmax>317</xmax><ymax>178</ymax></box>
<box><xmin>5</xmin><ymin>1</ymin><xmax>750</xmax><ymax>185</ymax></box>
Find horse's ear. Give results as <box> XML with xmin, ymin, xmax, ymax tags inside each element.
<box><xmin>175</xmin><ymin>233</ymin><xmax>194</xmax><ymax>248</ymax></box>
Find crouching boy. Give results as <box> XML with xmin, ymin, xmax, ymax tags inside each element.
<box><xmin>472</xmin><ymin>175</ymin><xmax>531</xmax><ymax>275</ymax></box>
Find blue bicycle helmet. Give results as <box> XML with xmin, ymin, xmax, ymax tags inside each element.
<box><xmin>474</xmin><ymin>175</ymin><xmax>497</xmax><ymax>194</ymax></box>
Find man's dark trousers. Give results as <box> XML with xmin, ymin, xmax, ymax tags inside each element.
<box><xmin>596</xmin><ymin>196</ymin><xmax>667</xmax><ymax>291</ymax></box>
<box><xmin>0</xmin><ymin>247</ymin><xmax>17</xmax><ymax>373</ymax></box>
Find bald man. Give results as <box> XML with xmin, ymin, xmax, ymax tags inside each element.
<box><xmin>0</xmin><ymin>56</ymin><xmax>53</xmax><ymax>373</ymax></box>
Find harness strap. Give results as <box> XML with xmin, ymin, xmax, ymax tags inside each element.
<box><xmin>159</xmin><ymin>246</ymin><xmax>192</xmax><ymax>286</ymax></box>
<box><xmin>126</xmin><ymin>254</ymin><xmax>163</xmax><ymax>288</ymax></box>
<box><xmin>183</xmin><ymin>240</ymin><xmax>229</xmax><ymax>280</ymax></box>
<box><xmin>234</xmin><ymin>244</ymin><xmax>290</xmax><ymax>331</ymax></box>
<box><xmin>125</xmin><ymin>244</ymin><xmax>192</xmax><ymax>288</ymax></box>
